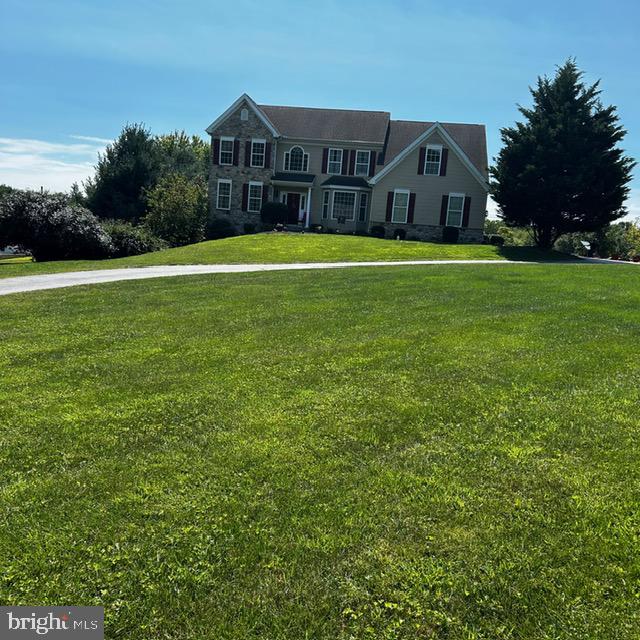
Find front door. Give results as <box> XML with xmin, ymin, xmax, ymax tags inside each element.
<box><xmin>284</xmin><ymin>192</ymin><xmax>301</xmax><ymax>224</ymax></box>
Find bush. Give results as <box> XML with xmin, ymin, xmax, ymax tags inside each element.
<box><xmin>206</xmin><ymin>216</ymin><xmax>237</xmax><ymax>240</ymax></box>
<box><xmin>144</xmin><ymin>173</ymin><xmax>207</xmax><ymax>247</ymax></box>
<box><xmin>101</xmin><ymin>220</ymin><xmax>167</xmax><ymax>257</ymax></box>
<box><xmin>442</xmin><ymin>226</ymin><xmax>460</xmax><ymax>243</ymax></box>
<box><xmin>489</xmin><ymin>234</ymin><xmax>505</xmax><ymax>246</ymax></box>
<box><xmin>261</xmin><ymin>201</ymin><xmax>289</xmax><ymax>225</ymax></box>
<box><xmin>370</xmin><ymin>225</ymin><xmax>386</xmax><ymax>238</ymax></box>
<box><xmin>393</xmin><ymin>228</ymin><xmax>407</xmax><ymax>240</ymax></box>
<box><xmin>0</xmin><ymin>190</ymin><xmax>113</xmax><ymax>261</ymax></box>
<box><xmin>243</xmin><ymin>223</ymin><xmax>257</xmax><ymax>235</ymax></box>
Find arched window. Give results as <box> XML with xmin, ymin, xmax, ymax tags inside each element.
<box><xmin>284</xmin><ymin>145</ymin><xmax>309</xmax><ymax>172</ymax></box>
<box><xmin>240</xmin><ymin>108</ymin><xmax>249</xmax><ymax>121</ymax></box>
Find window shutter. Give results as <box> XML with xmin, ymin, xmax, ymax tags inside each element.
<box><xmin>369</xmin><ymin>151</ymin><xmax>377</xmax><ymax>176</ymax></box>
<box><xmin>439</xmin><ymin>195</ymin><xmax>449</xmax><ymax>226</ymax></box>
<box><xmin>462</xmin><ymin>196</ymin><xmax>471</xmax><ymax>227</ymax></box>
<box><xmin>322</xmin><ymin>148</ymin><xmax>328</xmax><ymax>173</ymax></box>
<box><xmin>265</xmin><ymin>142</ymin><xmax>272</xmax><ymax>169</ymax></box>
<box><xmin>262</xmin><ymin>185</ymin><xmax>269</xmax><ymax>206</ymax></box>
<box><xmin>342</xmin><ymin>149</ymin><xmax>349</xmax><ymax>175</ymax></box>
<box><xmin>242</xmin><ymin>183</ymin><xmax>249</xmax><ymax>211</ymax></box>
<box><xmin>233</xmin><ymin>140</ymin><xmax>239</xmax><ymax>166</ymax></box>
<box><xmin>408</xmin><ymin>193</ymin><xmax>416</xmax><ymax>224</ymax></box>
<box><xmin>440</xmin><ymin>148</ymin><xmax>449</xmax><ymax>176</ymax></box>
<box><xmin>245</xmin><ymin>141</ymin><xmax>251</xmax><ymax>167</ymax></box>
<box><xmin>212</xmin><ymin>138</ymin><xmax>220</xmax><ymax>165</ymax></box>
<box><xmin>386</xmin><ymin>192</ymin><xmax>394</xmax><ymax>222</ymax></box>
<box><xmin>348</xmin><ymin>150</ymin><xmax>356</xmax><ymax>176</ymax></box>
<box><xmin>417</xmin><ymin>147</ymin><xmax>426</xmax><ymax>174</ymax></box>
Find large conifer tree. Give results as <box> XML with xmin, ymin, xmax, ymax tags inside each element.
<box><xmin>492</xmin><ymin>60</ymin><xmax>635</xmax><ymax>248</ymax></box>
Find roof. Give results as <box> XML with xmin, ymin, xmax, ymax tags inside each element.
<box><xmin>258</xmin><ymin>104</ymin><xmax>390</xmax><ymax>144</ymax></box>
<box><xmin>321</xmin><ymin>176</ymin><xmax>371</xmax><ymax>188</ymax></box>
<box><xmin>271</xmin><ymin>172</ymin><xmax>315</xmax><ymax>184</ymax></box>
<box><xmin>384</xmin><ymin>120</ymin><xmax>488</xmax><ymax>177</ymax></box>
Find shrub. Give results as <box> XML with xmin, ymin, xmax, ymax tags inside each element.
<box><xmin>243</xmin><ymin>223</ymin><xmax>257</xmax><ymax>235</ymax></box>
<box><xmin>0</xmin><ymin>190</ymin><xmax>113</xmax><ymax>261</ymax></box>
<box><xmin>261</xmin><ymin>201</ymin><xmax>289</xmax><ymax>225</ymax></box>
<box><xmin>442</xmin><ymin>226</ymin><xmax>460</xmax><ymax>243</ymax></box>
<box><xmin>101</xmin><ymin>220</ymin><xmax>167</xmax><ymax>257</ymax></box>
<box><xmin>206</xmin><ymin>216</ymin><xmax>237</xmax><ymax>240</ymax></box>
<box><xmin>370</xmin><ymin>225</ymin><xmax>386</xmax><ymax>238</ymax></box>
<box><xmin>489</xmin><ymin>234</ymin><xmax>505</xmax><ymax>246</ymax></box>
<box><xmin>144</xmin><ymin>173</ymin><xmax>207</xmax><ymax>247</ymax></box>
<box><xmin>393</xmin><ymin>228</ymin><xmax>407</xmax><ymax>240</ymax></box>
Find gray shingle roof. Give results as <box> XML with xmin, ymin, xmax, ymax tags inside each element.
<box><xmin>384</xmin><ymin>120</ymin><xmax>488</xmax><ymax>177</ymax></box>
<box><xmin>258</xmin><ymin>104</ymin><xmax>390</xmax><ymax>144</ymax></box>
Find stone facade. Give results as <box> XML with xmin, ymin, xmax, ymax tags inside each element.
<box><xmin>208</xmin><ymin>98</ymin><xmax>276</xmax><ymax>232</ymax></box>
<box><xmin>376</xmin><ymin>222</ymin><xmax>484</xmax><ymax>243</ymax></box>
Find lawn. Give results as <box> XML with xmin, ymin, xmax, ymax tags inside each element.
<box><xmin>0</xmin><ymin>233</ymin><xmax>572</xmax><ymax>279</ymax></box>
<box><xmin>1</xmin><ymin>264</ymin><xmax>638</xmax><ymax>639</ymax></box>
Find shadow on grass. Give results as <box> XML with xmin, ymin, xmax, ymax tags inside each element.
<box><xmin>497</xmin><ymin>246</ymin><xmax>578</xmax><ymax>262</ymax></box>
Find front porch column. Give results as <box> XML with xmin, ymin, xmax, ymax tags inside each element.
<box><xmin>306</xmin><ymin>186</ymin><xmax>312</xmax><ymax>228</ymax></box>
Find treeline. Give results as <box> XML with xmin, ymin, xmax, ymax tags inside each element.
<box><xmin>0</xmin><ymin>125</ymin><xmax>235</xmax><ymax>262</ymax></box>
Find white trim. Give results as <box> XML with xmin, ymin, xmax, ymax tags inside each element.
<box><xmin>205</xmin><ymin>93</ymin><xmax>279</xmax><ymax>137</ymax></box>
<box><xmin>354</xmin><ymin>149</ymin><xmax>371</xmax><ymax>176</ymax></box>
<box><xmin>446</xmin><ymin>192</ymin><xmax>466</xmax><ymax>227</ymax></box>
<box><xmin>327</xmin><ymin>148</ymin><xmax>343</xmax><ymax>175</ymax></box>
<box><xmin>330</xmin><ymin>190</ymin><xmax>357</xmax><ymax>221</ymax></box>
<box><xmin>391</xmin><ymin>188</ymin><xmax>410</xmax><ymax>224</ymax></box>
<box><xmin>322</xmin><ymin>184</ymin><xmax>370</xmax><ymax>191</ymax></box>
<box><xmin>358</xmin><ymin>191</ymin><xmax>368</xmax><ymax>222</ymax></box>
<box><xmin>250</xmin><ymin>138</ymin><xmax>266</xmax><ymax>168</ymax></box>
<box><xmin>369</xmin><ymin>122</ymin><xmax>488</xmax><ymax>191</ymax></box>
<box><xmin>247</xmin><ymin>181</ymin><xmax>263</xmax><ymax>213</ymax></box>
<box><xmin>216</xmin><ymin>179</ymin><xmax>232</xmax><ymax>210</ymax></box>
<box><xmin>423</xmin><ymin>143</ymin><xmax>443</xmax><ymax>175</ymax></box>
<box><xmin>219</xmin><ymin>136</ymin><xmax>235</xmax><ymax>165</ymax></box>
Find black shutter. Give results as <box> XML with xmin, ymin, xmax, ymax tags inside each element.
<box><xmin>321</xmin><ymin>148</ymin><xmax>328</xmax><ymax>173</ymax></box>
<box><xmin>386</xmin><ymin>192</ymin><xmax>394</xmax><ymax>222</ymax></box>
<box><xmin>212</xmin><ymin>138</ymin><xmax>220</xmax><ymax>165</ymax></box>
<box><xmin>440</xmin><ymin>195</ymin><xmax>449</xmax><ymax>225</ymax></box>
<box><xmin>348</xmin><ymin>150</ymin><xmax>356</xmax><ymax>176</ymax></box>
<box><xmin>440</xmin><ymin>148</ymin><xmax>449</xmax><ymax>176</ymax></box>
<box><xmin>242</xmin><ymin>183</ymin><xmax>248</xmax><ymax>211</ymax></box>
<box><xmin>417</xmin><ymin>147</ymin><xmax>426</xmax><ymax>174</ymax></box>
<box><xmin>462</xmin><ymin>196</ymin><xmax>471</xmax><ymax>227</ymax></box>
<box><xmin>407</xmin><ymin>193</ymin><xmax>415</xmax><ymax>224</ymax></box>
<box><xmin>233</xmin><ymin>140</ymin><xmax>239</xmax><ymax>166</ymax></box>
<box><xmin>369</xmin><ymin>151</ymin><xmax>376</xmax><ymax>176</ymax></box>
<box><xmin>264</xmin><ymin>142</ymin><xmax>271</xmax><ymax>169</ymax></box>
<box><xmin>342</xmin><ymin>149</ymin><xmax>349</xmax><ymax>175</ymax></box>
<box><xmin>245</xmin><ymin>141</ymin><xmax>251</xmax><ymax>167</ymax></box>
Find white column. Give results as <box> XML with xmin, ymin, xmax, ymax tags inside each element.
<box><xmin>306</xmin><ymin>186</ymin><xmax>312</xmax><ymax>228</ymax></box>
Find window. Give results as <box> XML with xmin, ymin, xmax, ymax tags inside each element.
<box><xmin>355</xmin><ymin>150</ymin><xmax>371</xmax><ymax>176</ymax></box>
<box><xmin>216</xmin><ymin>179</ymin><xmax>232</xmax><ymax>210</ymax></box>
<box><xmin>446</xmin><ymin>193</ymin><xmax>465</xmax><ymax>227</ymax></box>
<box><xmin>284</xmin><ymin>146</ymin><xmax>309</xmax><ymax>172</ymax></box>
<box><xmin>240</xmin><ymin>108</ymin><xmax>248</xmax><ymax>121</ymax></box>
<box><xmin>251</xmin><ymin>139</ymin><xmax>265</xmax><ymax>168</ymax></box>
<box><xmin>424</xmin><ymin>144</ymin><xmax>442</xmax><ymax>175</ymax></box>
<box><xmin>392</xmin><ymin>189</ymin><xmax>410</xmax><ymax>223</ymax></box>
<box><xmin>322</xmin><ymin>191</ymin><xmax>330</xmax><ymax>219</ymax></box>
<box><xmin>328</xmin><ymin>148</ymin><xmax>343</xmax><ymax>174</ymax></box>
<box><xmin>219</xmin><ymin>137</ymin><xmax>234</xmax><ymax>165</ymax></box>
<box><xmin>248</xmin><ymin>182</ymin><xmax>263</xmax><ymax>212</ymax></box>
<box><xmin>358</xmin><ymin>192</ymin><xmax>368</xmax><ymax>222</ymax></box>
<box><xmin>331</xmin><ymin>191</ymin><xmax>356</xmax><ymax>220</ymax></box>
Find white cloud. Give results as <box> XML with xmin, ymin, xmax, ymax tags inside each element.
<box><xmin>0</xmin><ymin>136</ymin><xmax>108</xmax><ymax>193</ymax></box>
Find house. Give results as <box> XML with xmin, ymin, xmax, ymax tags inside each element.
<box><xmin>206</xmin><ymin>94</ymin><xmax>489</xmax><ymax>242</ymax></box>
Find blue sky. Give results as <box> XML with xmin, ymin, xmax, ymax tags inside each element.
<box><xmin>1</xmin><ymin>0</ymin><xmax>638</xmax><ymax>217</ymax></box>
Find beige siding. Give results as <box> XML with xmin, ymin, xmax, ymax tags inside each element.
<box><xmin>370</xmin><ymin>132</ymin><xmax>488</xmax><ymax>230</ymax></box>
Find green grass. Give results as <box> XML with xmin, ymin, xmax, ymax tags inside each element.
<box><xmin>0</xmin><ymin>233</ymin><xmax>573</xmax><ymax>279</ymax></box>
<box><xmin>2</xmin><ymin>264</ymin><xmax>638</xmax><ymax>639</ymax></box>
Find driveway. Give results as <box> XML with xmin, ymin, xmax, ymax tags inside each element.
<box><xmin>0</xmin><ymin>257</ymin><xmax>628</xmax><ymax>297</ymax></box>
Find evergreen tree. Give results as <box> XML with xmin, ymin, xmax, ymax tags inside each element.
<box><xmin>491</xmin><ymin>60</ymin><xmax>635</xmax><ymax>248</ymax></box>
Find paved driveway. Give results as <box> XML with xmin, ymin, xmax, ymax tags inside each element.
<box><xmin>0</xmin><ymin>260</ymin><xmax>533</xmax><ymax>296</ymax></box>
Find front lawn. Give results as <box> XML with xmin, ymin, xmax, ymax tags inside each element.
<box><xmin>0</xmin><ymin>233</ymin><xmax>572</xmax><ymax>279</ymax></box>
<box><xmin>1</xmin><ymin>264</ymin><xmax>638</xmax><ymax>639</ymax></box>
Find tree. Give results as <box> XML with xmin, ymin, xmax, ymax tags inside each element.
<box><xmin>491</xmin><ymin>60</ymin><xmax>635</xmax><ymax>248</ymax></box>
<box><xmin>155</xmin><ymin>131</ymin><xmax>210</xmax><ymax>182</ymax></box>
<box><xmin>144</xmin><ymin>173</ymin><xmax>207</xmax><ymax>247</ymax></box>
<box><xmin>0</xmin><ymin>190</ymin><xmax>112</xmax><ymax>261</ymax></box>
<box><xmin>85</xmin><ymin>123</ymin><xmax>159</xmax><ymax>222</ymax></box>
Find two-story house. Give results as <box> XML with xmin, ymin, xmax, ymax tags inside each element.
<box><xmin>206</xmin><ymin>94</ymin><xmax>489</xmax><ymax>242</ymax></box>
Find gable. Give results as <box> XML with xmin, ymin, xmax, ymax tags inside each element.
<box><xmin>206</xmin><ymin>94</ymin><xmax>279</xmax><ymax>137</ymax></box>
